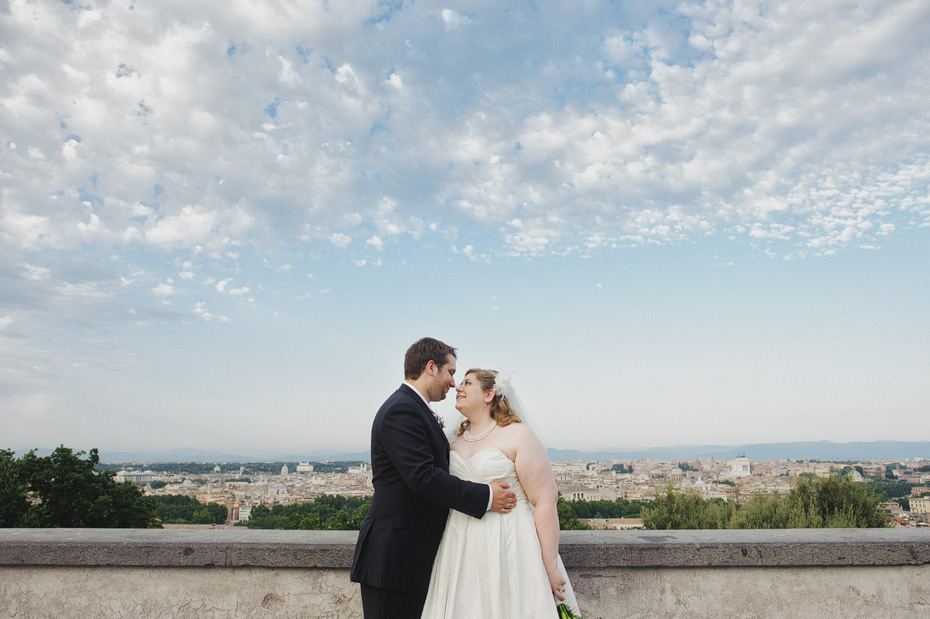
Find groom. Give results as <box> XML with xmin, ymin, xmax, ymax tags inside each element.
<box><xmin>351</xmin><ymin>337</ymin><xmax>517</xmax><ymax>619</ymax></box>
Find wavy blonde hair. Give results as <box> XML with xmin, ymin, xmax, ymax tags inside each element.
<box><xmin>457</xmin><ymin>369</ymin><xmax>522</xmax><ymax>436</ymax></box>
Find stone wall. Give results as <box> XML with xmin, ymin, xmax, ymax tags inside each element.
<box><xmin>2</xmin><ymin>528</ymin><xmax>930</xmax><ymax>618</ymax></box>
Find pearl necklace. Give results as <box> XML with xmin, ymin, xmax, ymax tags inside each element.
<box><xmin>463</xmin><ymin>422</ymin><xmax>496</xmax><ymax>442</ymax></box>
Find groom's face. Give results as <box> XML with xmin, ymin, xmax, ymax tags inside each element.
<box><xmin>427</xmin><ymin>355</ymin><xmax>457</xmax><ymax>402</ymax></box>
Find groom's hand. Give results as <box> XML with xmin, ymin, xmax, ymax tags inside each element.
<box><xmin>489</xmin><ymin>482</ymin><xmax>517</xmax><ymax>513</ymax></box>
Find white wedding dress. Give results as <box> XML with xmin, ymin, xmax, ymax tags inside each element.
<box><xmin>421</xmin><ymin>448</ymin><xmax>580</xmax><ymax>619</ymax></box>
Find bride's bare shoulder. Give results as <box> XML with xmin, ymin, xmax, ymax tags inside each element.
<box><xmin>501</xmin><ymin>421</ymin><xmax>540</xmax><ymax>443</ymax></box>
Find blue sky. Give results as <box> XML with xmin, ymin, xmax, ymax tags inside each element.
<box><xmin>1</xmin><ymin>0</ymin><xmax>928</xmax><ymax>457</ymax></box>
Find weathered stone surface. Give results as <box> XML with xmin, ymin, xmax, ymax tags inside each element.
<box><xmin>560</xmin><ymin>528</ymin><xmax>930</xmax><ymax>568</ymax></box>
<box><xmin>3</xmin><ymin>529</ymin><xmax>930</xmax><ymax>617</ymax></box>
<box><xmin>568</xmin><ymin>565</ymin><xmax>930</xmax><ymax>619</ymax></box>
<box><xmin>0</xmin><ymin>566</ymin><xmax>363</xmax><ymax>619</ymax></box>
<box><xmin>3</xmin><ymin>563</ymin><xmax>930</xmax><ymax>618</ymax></box>
<box><xmin>3</xmin><ymin>528</ymin><xmax>928</xmax><ymax>569</ymax></box>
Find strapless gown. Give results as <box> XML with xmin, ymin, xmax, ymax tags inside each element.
<box><xmin>420</xmin><ymin>448</ymin><xmax>580</xmax><ymax>619</ymax></box>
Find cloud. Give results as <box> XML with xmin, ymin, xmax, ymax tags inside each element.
<box><xmin>441</xmin><ymin>9</ymin><xmax>472</xmax><ymax>30</ymax></box>
<box><xmin>2</xmin><ymin>210</ymin><xmax>51</xmax><ymax>251</ymax></box>
<box><xmin>0</xmin><ymin>0</ymin><xmax>926</xmax><ymax>274</ymax></box>
<box><xmin>144</xmin><ymin>207</ymin><xmax>221</xmax><ymax>251</ymax></box>
<box><xmin>152</xmin><ymin>281</ymin><xmax>183</xmax><ymax>297</ymax></box>
<box><xmin>193</xmin><ymin>301</ymin><xmax>230</xmax><ymax>323</ymax></box>
<box><xmin>20</xmin><ymin>264</ymin><xmax>51</xmax><ymax>281</ymax></box>
<box><xmin>329</xmin><ymin>233</ymin><xmax>352</xmax><ymax>248</ymax></box>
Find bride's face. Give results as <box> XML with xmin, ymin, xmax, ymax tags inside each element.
<box><xmin>455</xmin><ymin>373</ymin><xmax>492</xmax><ymax>415</ymax></box>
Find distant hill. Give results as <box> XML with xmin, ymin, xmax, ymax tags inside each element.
<box><xmin>547</xmin><ymin>440</ymin><xmax>930</xmax><ymax>462</ymax></box>
<box><xmin>14</xmin><ymin>440</ymin><xmax>929</xmax><ymax>464</ymax></box>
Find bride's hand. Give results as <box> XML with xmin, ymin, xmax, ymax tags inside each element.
<box><xmin>545</xmin><ymin>560</ymin><xmax>566</xmax><ymax>601</ymax></box>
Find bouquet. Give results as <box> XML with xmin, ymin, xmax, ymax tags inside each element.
<box><xmin>557</xmin><ymin>603</ymin><xmax>582</xmax><ymax>618</ymax></box>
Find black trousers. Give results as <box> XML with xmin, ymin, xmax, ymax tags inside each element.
<box><xmin>360</xmin><ymin>583</ymin><xmax>427</xmax><ymax>619</ymax></box>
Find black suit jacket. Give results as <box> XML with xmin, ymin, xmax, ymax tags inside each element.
<box><xmin>350</xmin><ymin>385</ymin><xmax>489</xmax><ymax>595</ymax></box>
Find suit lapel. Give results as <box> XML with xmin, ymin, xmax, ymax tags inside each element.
<box><xmin>400</xmin><ymin>385</ymin><xmax>441</xmax><ymax>428</ymax></box>
<box><xmin>398</xmin><ymin>386</ymin><xmax>450</xmax><ymax>464</ymax></box>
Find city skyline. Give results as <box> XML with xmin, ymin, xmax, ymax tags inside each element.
<box><xmin>2</xmin><ymin>0</ymin><xmax>929</xmax><ymax>456</ymax></box>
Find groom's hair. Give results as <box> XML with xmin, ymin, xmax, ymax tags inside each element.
<box><xmin>404</xmin><ymin>337</ymin><xmax>457</xmax><ymax>379</ymax></box>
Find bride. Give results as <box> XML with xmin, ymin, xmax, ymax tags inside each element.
<box><xmin>420</xmin><ymin>368</ymin><xmax>581</xmax><ymax>618</ymax></box>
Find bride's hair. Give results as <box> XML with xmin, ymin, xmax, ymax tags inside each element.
<box><xmin>457</xmin><ymin>368</ymin><xmax>521</xmax><ymax>437</ymax></box>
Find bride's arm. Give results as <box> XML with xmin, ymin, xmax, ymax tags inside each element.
<box><xmin>513</xmin><ymin>425</ymin><xmax>567</xmax><ymax>600</ymax></box>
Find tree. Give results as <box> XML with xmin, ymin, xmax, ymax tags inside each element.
<box><xmin>0</xmin><ymin>449</ymin><xmax>30</xmax><ymax>527</ymax></box>
<box><xmin>3</xmin><ymin>446</ymin><xmax>158</xmax><ymax>528</ymax></box>
<box><xmin>151</xmin><ymin>495</ymin><xmax>228</xmax><ymax>524</ymax></box>
<box><xmin>568</xmin><ymin>498</ymin><xmax>645</xmax><ymax>519</ymax></box>
<box><xmin>642</xmin><ymin>475</ymin><xmax>888</xmax><ymax>530</ymax></box>
<box><xmin>782</xmin><ymin>474</ymin><xmax>888</xmax><ymax>528</ymax></box>
<box><xmin>206</xmin><ymin>502</ymin><xmax>228</xmax><ymax>524</ymax></box>
<box><xmin>243</xmin><ymin>495</ymin><xmax>372</xmax><ymax>530</ymax></box>
<box><xmin>863</xmin><ymin>478</ymin><xmax>914</xmax><ymax>501</ymax></box>
<box><xmin>556</xmin><ymin>494</ymin><xmax>590</xmax><ymax>530</ymax></box>
<box><xmin>643</xmin><ymin>485</ymin><xmax>726</xmax><ymax>530</ymax></box>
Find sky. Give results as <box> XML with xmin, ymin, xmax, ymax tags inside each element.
<box><xmin>1</xmin><ymin>0</ymin><xmax>929</xmax><ymax>459</ymax></box>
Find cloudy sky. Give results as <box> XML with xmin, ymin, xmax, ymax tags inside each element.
<box><xmin>2</xmin><ymin>0</ymin><xmax>928</xmax><ymax>459</ymax></box>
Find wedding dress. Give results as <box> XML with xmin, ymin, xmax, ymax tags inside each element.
<box><xmin>420</xmin><ymin>448</ymin><xmax>580</xmax><ymax>619</ymax></box>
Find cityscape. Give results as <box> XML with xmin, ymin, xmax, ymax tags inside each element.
<box><xmin>114</xmin><ymin>454</ymin><xmax>930</xmax><ymax>529</ymax></box>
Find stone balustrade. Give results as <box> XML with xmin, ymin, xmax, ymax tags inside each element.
<box><xmin>2</xmin><ymin>528</ymin><xmax>930</xmax><ymax>618</ymax></box>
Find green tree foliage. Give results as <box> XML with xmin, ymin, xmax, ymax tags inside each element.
<box><xmin>610</xmin><ymin>463</ymin><xmax>633</xmax><ymax>474</ymax></box>
<box><xmin>862</xmin><ymin>478</ymin><xmax>915</xmax><ymax>501</ymax></box>
<box><xmin>782</xmin><ymin>474</ymin><xmax>888</xmax><ymax>528</ymax></box>
<box><xmin>643</xmin><ymin>475</ymin><xmax>889</xmax><ymax>530</ymax></box>
<box><xmin>642</xmin><ymin>484</ymin><xmax>729</xmax><ymax>529</ymax></box>
<box><xmin>151</xmin><ymin>495</ymin><xmax>228</xmax><ymax>525</ymax></box>
<box><xmin>1</xmin><ymin>447</ymin><xmax>158</xmax><ymax>528</ymax></box>
<box><xmin>0</xmin><ymin>450</ymin><xmax>31</xmax><ymax>527</ymax></box>
<box><xmin>567</xmin><ymin>498</ymin><xmax>646</xmax><ymax>519</ymax></box>
<box><xmin>556</xmin><ymin>494</ymin><xmax>590</xmax><ymax>530</ymax></box>
<box><xmin>242</xmin><ymin>492</ymin><xmax>603</xmax><ymax>531</ymax></box>
<box><xmin>245</xmin><ymin>495</ymin><xmax>372</xmax><ymax>530</ymax></box>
